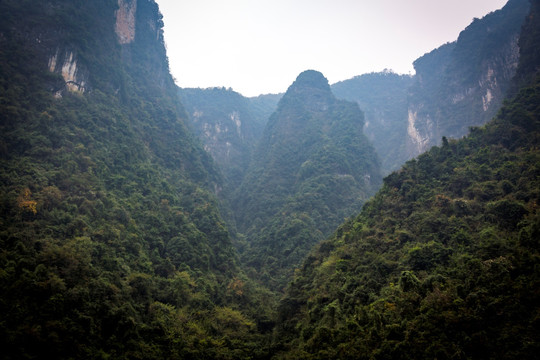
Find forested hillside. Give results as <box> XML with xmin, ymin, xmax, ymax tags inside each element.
<box><xmin>1</xmin><ymin>0</ymin><xmax>539</xmax><ymax>359</ymax></box>
<box><xmin>233</xmin><ymin>70</ymin><xmax>381</xmax><ymax>291</ymax></box>
<box><xmin>0</xmin><ymin>1</ymin><xmax>271</xmax><ymax>358</ymax></box>
<box><xmin>273</xmin><ymin>1</ymin><xmax>540</xmax><ymax>357</ymax></box>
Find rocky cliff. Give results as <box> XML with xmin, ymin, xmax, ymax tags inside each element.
<box><xmin>332</xmin><ymin>71</ymin><xmax>414</xmax><ymax>174</ymax></box>
<box><xmin>332</xmin><ymin>0</ymin><xmax>530</xmax><ymax>171</ymax></box>
<box><xmin>178</xmin><ymin>87</ymin><xmax>269</xmax><ymax>193</ymax></box>
<box><xmin>406</xmin><ymin>0</ymin><xmax>529</xmax><ymax>157</ymax></box>
<box><xmin>115</xmin><ymin>0</ymin><xmax>137</xmax><ymax>44</ymax></box>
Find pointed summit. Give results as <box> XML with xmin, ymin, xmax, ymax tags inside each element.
<box><xmin>280</xmin><ymin>70</ymin><xmax>333</xmax><ymax>113</ymax></box>
<box><xmin>233</xmin><ymin>69</ymin><xmax>381</xmax><ymax>290</ymax></box>
<box><xmin>288</xmin><ymin>70</ymin><xmax>331</xmax><ymax>93</ymax></box>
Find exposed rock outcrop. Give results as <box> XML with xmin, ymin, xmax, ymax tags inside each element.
<box><xmin>48</xmin><ymin>49</ymin><xmax>88</xmax><ymax>96</ymax></box>
<box><xmin>115</xmin><ymin>0</ymin><xmax>137</xmax><ymax>44</ymax></box>
<box><xmin>405</xmin><ymin>0</ymin><xmax>528</xmax><ymax>158</ymax></box>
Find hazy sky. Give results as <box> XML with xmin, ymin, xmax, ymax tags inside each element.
<box><xmin>155</xmin><ymin>0</ymin><xmax>508</xmax><ymax>97</ymax></box>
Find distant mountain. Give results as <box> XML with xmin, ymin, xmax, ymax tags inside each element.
<box><xmin>248</xmin><ymin>92</ymin><xmax>283</xmax><ymax>124</ymax></box>
<box><xmin>273</xmin><ymin>1</ymin><xmax>540</xmax><ymax>358</ymax></box>
<box><xmin>332</xmin><ymin>71</ymin><xmax>414</xmax><ymax>173</ymax></box>
<box><xmin>178</xmin><ymin>87</ymin><xmax>269</xmax><ymax>192</ymax></box>
<box><xmin>234</xmin><ymin>70</ymin><xmax>381</xmax><ymax>290</ymax></box>
<box><xmin>0</xmin><ymin>1</ymin><xmax>270</xmax><ymax>358</ymax></box>
<box><xmin>332</xmin><ymin>0</ymin><xmax>529</xmax><ymax>173</ymax></box>
<box><xmin>406</xmin><ymin>0</ymin><xmax>530</xmax><ymax>157</ymax></box>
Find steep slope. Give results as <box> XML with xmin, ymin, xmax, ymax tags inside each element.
<box><xmin>332</xmin><ymin>71</ymin><xmax>414</xmax><ymax>174</ymax></box>
<box><xmin>331</xmin><ymin>0</ymin><xmax>529</xmax><ymax>173</ymax></box>
<box><xmin>234</xmin><ymin>70</ymin><xmax>381</xmax><ymax>291</ymax></box>
<box><xmin>0</xmin><ymin>1</ymin><xmax>271</xmax><ymax>358</ymax></box>
<box><xmin>248</xmin><ymin>92</ymin><xmax>282</xmax><ymax>125</ymax></box>
<box><xmin>178</xmin><ymin>87</ymin><xmax>269</xmax><ymax>193</ymax></box>
<box><xmin>512</xmin><ymin>0</ymin><xmax>540</xmax><ymax>90</ymax></box>
<box><xmin>273</xmin><ymin>2</ymin><xmax>540</xmax><ymax>358</ymax></box>
<box><xmin>406</xmin><ymin>0</ymin><xmax>530</xmax><ymax>157</ymax></box>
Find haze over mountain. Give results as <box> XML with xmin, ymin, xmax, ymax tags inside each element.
<box><xmin>405</xmin><ymin>0</ymin><xmax>530</xmax><ymax>158</ymax></box>
<box><xmin>157</xmin><ymin>0</ymin><xmax>508</xmax><ymax>96</ymax></box>
<box><xmin>0</xmin><ymin>0</ymin><xmax>538</xmax><ymax>359</ymax></box>
<box><xmin>178</xmin><ymin>87</ymin><xmax>279</xmax><ymax>193</ymax></box>
<box><xmin>332</xmin><ymin>71</ymin><xmax>414</xmax><ymax>173</ymax></box>
<box><xmin>274</xmin><ymin>1</ymin><xmax>540</xmax><ymax>357</ymax></box>
<box><xmin>232</xmin><ymin>70</ymin><xmax>381</xmax><ymax>290</ymax></box>
<box><xmin>332</xmin><ymin>0</ymin><xmax>530</xmax><ymax>174</ymax></box>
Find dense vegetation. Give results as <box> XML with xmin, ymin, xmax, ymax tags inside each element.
<box><xmin>272</xmin><ymin>3</ymin><xmax>540</xmax><ymax>355</ymax></box>
<box><xmin>0</xmin><ymin>1</ymin><xmax>272</xmax><ymax>358</ymax></box>
<box><xmin>1</xmin><ymin>0</ymin><xmax>539</xmax><ymax>359</ymax></box>
<box><xmin>233</xmin><ymin>70</ymin><xmax>381</xmax><ymax>291</ymax></box>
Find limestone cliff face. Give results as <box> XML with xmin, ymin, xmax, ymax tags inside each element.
<box><xmin>48</xmin><ymin>49</ymin><xmax>88</xmax><ymax>96</ymax></box>
<box><xmin>406</xmin><ymin>107</ymin><xmax>432</xmax><ymax>156</ymax></box>
<box><xmin>115</xmin><ymin>0</ymin><xmax>137</xmax><ymax>44</ymax></box>
<box><xmin>332</xmin><ymin>71</ymin><xmax>413</xmax><ymax>174</ymax></box>
<box><xmin>42</xmin><ymin>0</ymin><xmax>146</xmax><ymax>96</ymax></box>
<box><xmin>179</xmin><ymin>87</ymin><xmax>268</xmax><ymax>191</ymax></box>
<box><xmin>196</xmin><ymin>109</ymin><xmax>243</xmax><ymax>156</ymax></box>
<box><xmin>405</xmin><ymin>0</ymin><xmax>529</xmax><ymax>158</ymax></box>
<box><xmin>34</xmin><ymin>0</ymin><xmax>170</xmax><ymax>96</ymax></box>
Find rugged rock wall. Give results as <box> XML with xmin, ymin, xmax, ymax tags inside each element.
<box><xmin>48</xmin><ymin>49</ymin><xmax>88</xmax><ymax>96</ymax></box>
<box><xmin>178</xmin><ymin>87</ymin><xmax>269</xmax><ymax>194</ymax></box>
<box><xmin>406</xmin><ymin>0</ymin><xmax>529</xmax><ymax>158</ymax></box>
<box><xmin>115</xmin><ymin>0</ymin><xmax>137</xmax><ymax>44</ymax></box>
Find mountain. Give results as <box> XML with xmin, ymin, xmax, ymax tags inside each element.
<box><xmin>233</xmin><ymin>70</ymin><xmax>382</xmax><ymax>291</ymax></box>
<box><xmin>178</xmin><ymin>87</ymin><xmax>270</xmax><ymax>193</ymax></box>
<box><xmin>248</xmin><ymin>93</ymin><xmax>282</xmax><ymax>124</ymax></box>
<box><xmin>332</xmin><ymin>71</ymin><xmax>414</xmax><ymax>173</ymax></box>
<box><xmin>406</xmin><ymin>0</ymin><xmax>530</xmax><ymax>157</ymax></box>
<box><xmin>273</xmin><ymin>2</ymin><xmax>540</xmax><ymax>358</ymax></box>
<box><xmin>0</xmin><ymin>1</ymin><xmax>271</xmax><ymax>358</ymax></box>
<box><xmin>1</xmin><ymin>0</ymin><xmax>537</xmax><ymax>358</ymax></box>
<box><xmin>332</xmin><ymin>0</ymin><xmax>529</xmax><ymax>174</ymax></box>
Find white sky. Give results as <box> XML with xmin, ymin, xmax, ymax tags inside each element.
<box><xmin>155</xmin><ymin>0</ymin><xmax>508</xmax><ymax>97</ymax></box>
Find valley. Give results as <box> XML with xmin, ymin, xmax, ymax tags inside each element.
<box><xmin>0</xmin><ymin>0</ymin><xmax>538</xmax><ymax>359</ymax></box>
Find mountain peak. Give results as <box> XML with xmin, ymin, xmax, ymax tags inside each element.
<box><xmin>287</xmin><ymin>70</ymin><xmax>331</xmax><ymax>94</ymax></box>
<box><xmin>280</xmin><ymin>70</ymin><xmax>333</xmax><ymax>112</ymax></box>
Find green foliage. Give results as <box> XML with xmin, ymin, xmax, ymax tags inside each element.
<box><xmin>233</xmin><ymin>70</ymin><xmax>382</xmax><ymax>291</ymax></box>
<box><xmin>0</xmin><ymin>1</ymin><xmax>273</xmax><ymax>358</ymax></box>
<box><xmin>2</xmin><ymin>1</ymin><xmax>540</xmax><ymax>359</ymax></box>
<box><xmin>273</xmin><ymin>70</ymin><xmax>540</xmax><ymax>358</ymax></box>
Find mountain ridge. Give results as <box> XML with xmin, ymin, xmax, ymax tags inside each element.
<box><xmin>330</xmin><ymin>0</ymin><xmax>530</xmax><ymax>175</ymax></box>
<box><xmin>0</xmin><ymin>1</ymin><xmax>272</xmax><ymax>358</ymax></box>
<box><xmin>272</xmin><ymin>1</ymin><xmax>540</xmax><ymax>357</ymax></box>
<box><xmin>233</xmin><ymin>70</ymin><xmax>381</xmax><ymax>290</ymax></box>
<box><xmin>0</xmin><ymin>0</ymin><xmax>538</xmax><ymax>358</ymax></box>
